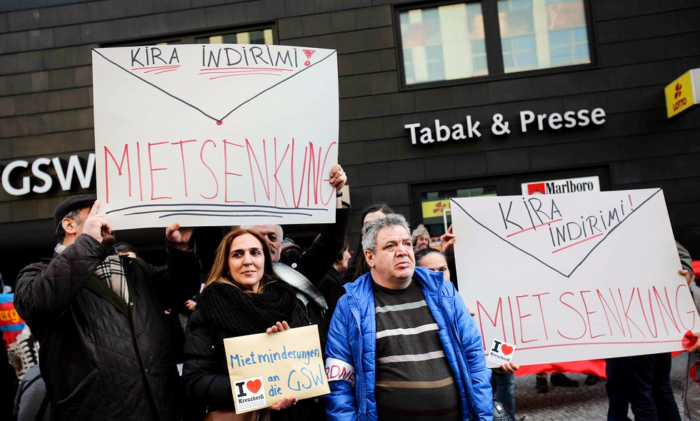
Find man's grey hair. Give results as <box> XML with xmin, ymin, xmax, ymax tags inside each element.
<box><xmin>241</xmin><ymin>224</ymin><xmax>284</xmax><ymax>239</ymax></box>
<box><xmin>362</xmin><ymin>214</ymin><xmax>411</xmax><ymax>253</ymax></box>
<box><xmin>55</xmin><ymin>208</ymin><xmax>83</xmax><ymax>243</ymax></box>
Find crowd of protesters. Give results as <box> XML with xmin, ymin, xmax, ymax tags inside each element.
<box><xmin>0</xmin><ymin>162</ymin><xmax>698</xmax><ymax>421</ymax></box>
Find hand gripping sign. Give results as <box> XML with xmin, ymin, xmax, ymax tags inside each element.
<box><xmin>223</xmin><ymin>325</ymin><xmax>330</xmax><ymax>414</ymax></box>
<box><xmin>451</xmin><ymin>189</ymin><xmax>700</xmax><ymax>367</ymax></box>
<box><xmin>92</xmin><ymin>44</ymin><xmax>339</xmax><ymax>230</ymax></box>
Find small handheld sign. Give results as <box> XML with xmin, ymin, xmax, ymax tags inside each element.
<box><xmin>487</xmin><ymin>338</ymin><xmax>516</xmax><ymax>365</ymax></box>
<box><xmin>223</xmin><ymin>325</ymin><xmax>330</xmax><ymax>414</ymax></box>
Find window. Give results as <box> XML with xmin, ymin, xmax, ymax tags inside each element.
<box><xmin>419</xmin><ymin>186</ymin><xmax>497</xmax><ymax>237</ymax></box>
<box><xmin>108</xmin><ymin>27</ymin><xmax>274</xmax><ymax>47</ymax></box>
<box><xmin>195</xmin><ymin>29</ymin><xmax>274</xmax><ymax>45</ymax></box>
<box><xmin>399</xmin><ymin>3</ymin><xmax>488</xmax><ymax>84</ymax></box>
<box><xmin>397</xmin><ymin>0</ymin><xmax>591</xmax><ymax>86</ymax></box>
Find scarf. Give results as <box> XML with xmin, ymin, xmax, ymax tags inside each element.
<box><xmin>55</xmin><ymin>243</ymin><xmax>129</xmax><ymax>303</ymax></box>
<box><xmin>198</xmin><ymin>280</ymin><xmax>296</xmax><ymax>336</ymax></box>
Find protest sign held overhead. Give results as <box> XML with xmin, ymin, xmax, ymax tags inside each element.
<box><xmin>92</xmin><ymin>44</ymin><xmax>339</xmax><ymax>229</ymax></box>
<box><xmin>451</xmin><ymin>189</ymin><xmax>700</xmax><ymax>367</ymax></box>
<box><xmin>223</xmin><ymin>325</ymin><xmax>329</xmax><ymax>414</ymax></box>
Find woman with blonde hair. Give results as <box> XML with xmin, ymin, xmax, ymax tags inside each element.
<box><xmin>183</xmin><ymin>229</ymin><xmax>319</xmax><ymax>421</ymax></box>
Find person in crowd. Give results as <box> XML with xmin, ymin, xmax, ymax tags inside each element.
<box><xmin>279</xmin><ymin>237</ymin><xmax>303</xmax><ymax>269</ymax></box>
<box><xmin>680</xmin><ymin>242</ymin><xmax>700</xmax><ymax>420</ymax></box>
<box><xmin>440</xmin><ymin>225</ymin><xmax>458</xmax><ymax>284</ymax></box>
<box><xmin>344</xmin><ymin>203</ymin><xmax>394</xmax><ymax>284</ymax></box>
<box><xmin>324</xmin><ymin>214</ymin><xmax>492</xmax><ymax>420</ymax></box>
<box><xmin>244</xmin><ymin>164</ymin><xmax>349</xmax><ymax>353</ymax></box>
<box><xmin>114</xmin><ymin>242</ymin><xmax>138</xmax><ymax>258</ymax></box>
<box><xmin>114</xmin><ymin>241</ymin><xmax>191</xmax><ymax>365</ymax></box>
<box><xmin>1</xmin><ymin>335</ymin><xmax>17</xmax><ymax>421</ymax></box>
<box><xmin>13</xmin><ymin>362</ymin><xmax>50</xmax><ymax>421</ymax></box>
<box><xmin>415</xmin><ymin>247</ymin><xmax>451</xmax><ymax>282</ymax></box>
<box><xmin>318</xmin><ymin>235</ymin><xmax>351</xmax><ymax>320</ymax></box>
<box><xmin>604</xmin><ymin>242</ymin><xmax>690</xmax><ymax>421</ymax></box>
<box><xmin>183</xmin><ymin>228</ymin><xmax>318</xmax><ymax>420</ymax></box>
<box><xmin>13</xmin><ymin>195</ymin><xmax>200</xmax><ymax>421</ymax></box>
<box><xmin>420</xmin><ymin>241</ymin><xmax>521</xmax><ymax>419</ymax></box>
<box><xmin>411</xmin><ymin>224</ymin><xmax>431</xmax><ymax>253</ymax></box>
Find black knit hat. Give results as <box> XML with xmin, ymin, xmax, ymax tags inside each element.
<box><xmin>53</xmin><ymin>194</ymin><xmax>96</xmax><ymax>227</ymax></box>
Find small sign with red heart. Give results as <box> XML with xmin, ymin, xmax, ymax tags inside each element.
<box><xmin>487</xmin><ymin>338</ymin><xmax>516</xmax><ymax>365</ymax></box>
<box><xmin>233</xmin><ymin>376</ymin><xmax>267</xmax><ymax>412</ymax></box>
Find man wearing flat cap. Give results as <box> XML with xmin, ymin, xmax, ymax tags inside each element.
<box><xmin>14</xmin><ymin>195</ymin><xmax>200</xmax><ymax>421</ymax></box>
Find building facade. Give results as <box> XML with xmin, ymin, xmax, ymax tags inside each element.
<box><xmin>0</xmin><ymin>0</ymin><xmax>699</xmax><ymax>282</ymax></box>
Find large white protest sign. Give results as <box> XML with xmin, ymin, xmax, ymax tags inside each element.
<box><xmin>452</xmin><ymin>189</ymin><xmax>699</xmax><ymax>367</ymax></box>
<box><xmin>92</xmin><ymin>44</ymin><xmax>338</xmax><ymax>229</ymax></box>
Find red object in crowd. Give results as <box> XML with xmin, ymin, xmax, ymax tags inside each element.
<box><xmin>515</xmin><ymin>360</ymin><xmax>607</xmax><ymax>378</ymax></box>
<box><xmin>683</xmin><ymin>330</ymin><xmax>698</xmax><ymax>349</ymax></box>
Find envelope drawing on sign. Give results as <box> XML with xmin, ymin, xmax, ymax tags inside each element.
<box><xmin>451</xmin><ymin>189</ymin><xmax>700</xmax><ymax>367</ymax></box>
<box><xmin>92</xmin><ymin>45</ymin><xmax>339</xmax><ymax>230</ymax></box>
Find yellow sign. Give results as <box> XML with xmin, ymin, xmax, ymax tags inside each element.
<box><xmin>422</xmin><ymin>200</ymin><xmax>451</xmax><ymax>220</ymax></box>
<box><xmin>223</xmin><ymin>325</ymin><xmax>329</xmax><ymax>414</ymax></box>
<box><xmin>665</xmin><ymin>69</ymin><xmax>698</xmax><ymax>118</ymax></box>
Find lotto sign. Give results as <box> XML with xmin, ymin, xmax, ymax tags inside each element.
<box><xmin>665</xmin><ymin>69</ymin><xmax>699</xmax><ymax>118</ymax></box>
<box><xmin>223</xmin><ymin>325</ymin><xmax>329</xmax><ymax>414</ymax></box>
<box><xmin>451</xmin><ymin>189</ymin><xmax>699</xmax><ymax>367</ymax></box>
<box><xmin>92</xmin><ymin>44</ymin><xmax>339</xmax><ymax>229</ymax></box>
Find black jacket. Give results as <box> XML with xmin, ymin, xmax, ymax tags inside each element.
<box><xmin>318</xmin><ymin>267</ymin><xmax>345</xmax><ymax>321</ymax></box>
<box><xmin>14</xmin><ymin>234</ymin><xmax>200</xmax><ymax>421</ymax></box>
<box><xmin>183</xmin><ymin>306</ymin><xmax>323</xmax><ymax>420</ymax></box>
<box><xmin>282</xmin><ymin>207</ymin><xmax>349</xmax><ymax>353</ymax></box>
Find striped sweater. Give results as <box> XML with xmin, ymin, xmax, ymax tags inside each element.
<box><xmin>373</xmin><ymin>280</ymin><xmax>460</xmax><ymax>421</ymax></box>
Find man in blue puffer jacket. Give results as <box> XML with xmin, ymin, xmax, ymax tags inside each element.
<box><xmin>324</xmin><ymin>214</ymin><xmax>492</xmax><ymax>421</ymax></box>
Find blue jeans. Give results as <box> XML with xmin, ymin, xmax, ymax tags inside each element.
<box><xmin>491</xmin><ymin>368</ymin><xmax>516</xmax><ymax>416</ymax></box>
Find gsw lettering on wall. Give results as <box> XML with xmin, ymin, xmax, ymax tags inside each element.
<box><xmin>0</xmin><ymin>153</ymin><xmax>95</xmax><ymax>196</ymax></box>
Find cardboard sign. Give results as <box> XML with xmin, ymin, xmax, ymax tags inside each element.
<box><xmin>223</xmin><ymin>325</ymin><xmax>329</xmax><ymax>414</ymax></box>
<box><xmin>92</xmin><ymin>44</ymin><xmax>339</xmax><ymax>229</ymax></box>
<box><xmin>452</xmin><ymin>189</ymin><xmax>700</xmax><ymax>367</ymax></box>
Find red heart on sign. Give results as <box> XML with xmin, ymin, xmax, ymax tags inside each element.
<box><xmin>501</xmin><ymin>344</ymin><xmax>514</xmax><ymax>356</ymax></box>
<box><xmin>246</xmin><ymin>379</ymin><xmax>262</xmax><ymax>394</ymax></box>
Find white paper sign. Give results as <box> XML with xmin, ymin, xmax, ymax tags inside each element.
<box><xmin>452</xmin><ymin>189</ymin><xmax>699</xmax><ymax>367</ymax></box>
<box><xmin>92</xmin><ymin>44</ymin><xmax>338</xmax><ymax>229</ymax></box>
<box><xmin>487</xmin><ymin>339</ymin><xmax>516</xmax><ymax>365</ymax></box>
